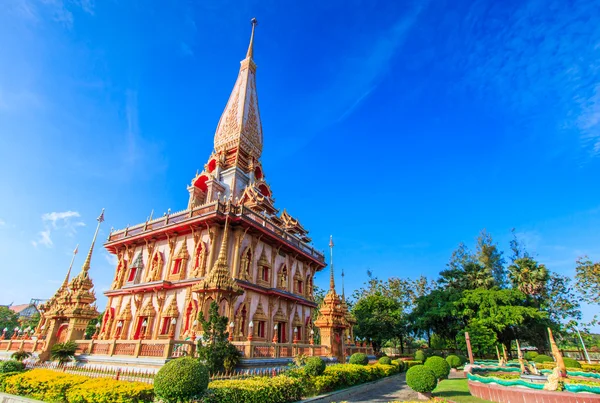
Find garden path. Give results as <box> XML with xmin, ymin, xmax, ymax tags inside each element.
<box><xmin>318</xmin><ymin>373</ymin><xmax>418</xmax><ymax>403</ymax></box>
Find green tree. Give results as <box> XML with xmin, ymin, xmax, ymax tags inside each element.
<box><xmin>85</xmin><ymin>312</ymin><xmax>104</xmax><ymax>339</ymax></box>
<box><xmin>409</xmin><ymin>288</ymin><xmax>462</xmax><ymax>347</ymax></box>
<box><xmin>508</xmin><ymin>257</ymin><xmax>549</xmax><ymax>296</ymax></box>
<box><xmin>197</xmin><ymin>302</ymin><xmax>241</xmax><ymax>374</ymax></box>
<box><xmin>21</xmin><ymin>312</ymin><xmax>40</xmax><ymax>330</ymax></box>
<box><xmin>475</xmin><ymin>230</ymin><xmax>506</xmax><ymax>286</ymax></box>
<box><xmin>0</xmin><ymin>306</ymin><xmax>19</xmax><ymax>336</ymax></box>
<box><xmin>352</xmin><ymin>292</ymin><xmax>404</xmax><ymax>352</ymax></box>
<box><xmin>575</xmin><ymin>256</ymin><xmax>600</xmax><ymax>305</ymax></box>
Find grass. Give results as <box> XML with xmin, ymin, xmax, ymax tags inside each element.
<box><xmin>432</xmin><ymin>378</ymin><xmax>493</xmax><ymax>403</ymax></box>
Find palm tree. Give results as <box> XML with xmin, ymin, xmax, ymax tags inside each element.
<box><xmin>50</xmin><ymin>341</ymin><xmax>78</xmax><ymax>365</ymax></box>
<box><xmin>11</xmin><ymin>350</ymin><xmax>32</xmax><ymax>362</ymax></box>
<box><xmin>508</xmin><ymin>257</ymin><xmax>549</xmax><ymax>296</ymax></box>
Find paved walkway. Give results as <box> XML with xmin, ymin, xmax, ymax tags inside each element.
<box><xmin>317</xmin><ymin>374</ymin><xmax>418</xmax><ymax>403</ymax></box>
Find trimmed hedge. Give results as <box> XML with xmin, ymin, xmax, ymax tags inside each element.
<box><xmin>304</xmin><ymin>357</ymin><xmax>326</xmax><ymax>377</ymax></box>
<box><xmin>414</xmin><ymin>349</ymin><xmax>426</xmax><ymax>363</ymax></box>
<box><xmin>66</xmin><ymin>378</ymin><xmax>153</xmax><ymax>403</ymax></box>
<box><xmin>424</xmin><ymin>356</ymin><xmax>451</xmax><ymax>380</ymax></box>
<box><xmin>524</xmin><ymin>351</ymin><xmax>539</xmax><ymax>361</ymax></box>
<box><xmin>446</xmin><ymin>355</ymin><xmax>462</xmax><ymax>369</ymax></box>
<box><xmin>583</xmin><ymin>364</ymin><xmax>600</xmax><ymax>373</ymax></box>
<box><xmin>379</xmin><ymin>356</ymin><xmax>392</xmax><ymax>365</ymax></box>
<box><xmin>4</xmin><ymin>369</ymin><xmax>153</xmax><ymax>403</ymax></box>
<box><xmin>563</xmin><ymin>358</ymin><xmax>582</xmax><ymax>369</ymax></box>
<box><xmin>349</xmin><ymin>353</ymin><xmax>369</xmax><ymax>366</ymax></box>
<box><xmin>0</xmin><ymin>360</ymin><xmax>24</xmax><ymax>374</ymax></box>
<box><xmin>406</xmin><ymin>365</ymin><xmax>437</xmax><ymax>393</ymax></box>
<box><xmin>207</xmin><ymin>376</ymin><xmax>304</xmax><ymax>403</ymax></box>
<box><xmin>534</xmin><ymin>354</ymin><xmax>554</xmax><ymax>364</ymax></box>
<box><xmin>154</xmin><ymin>357</ymin><xmax>209</xmax><ymax>403</ymax></box>
<box><xmin>405</xmin><ymin>360</ymin><xmax>423</xmax><ymax>369</ymax></box>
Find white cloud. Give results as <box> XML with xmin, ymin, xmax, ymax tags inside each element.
<box><xmin>103</xmin><ymin>253</ymin><xmax>118</xmax><ymax>267</ymax></box>
<box><xmin>32</xmin><ymin>228</ymin><xmax>52</xmax><ymax>247</ymax></box>
<box><xmin>32</xmin><ymin>210</ymin><xmax>85</xmax><ymax>247</ymax></box>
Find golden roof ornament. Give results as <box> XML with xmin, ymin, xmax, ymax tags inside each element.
<box><xmin>195</xmin><ymin>217</ymin><xmax>241</xmax><ymax>293</ymax></box>
<box><xmin>213</xmin><ymin>18</ymin><xmax>263</xmax><ymax>160</ymax></box>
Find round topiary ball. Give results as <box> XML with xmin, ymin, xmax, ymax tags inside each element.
<box><xmin>414</xmin><ymin>349</ymin><xmax>426</xmax><ymax>363</ymax></box>
<box><xmin>406</xmin><ymin>365</ymin><xmax>437</xmax><ymax>393</ymax></box>
<box><xmin>379</xmin><ymin>356</ymin><xmax>392</xmax><ymax>365</ymax></box>
<box><xmin>0</xmin><ymin>360</ymin><xmax>24</xmax><ymax>374</ymax></box>
<box><xmin>563</xmin><ymin>357</ymin><xmax>582</xmax><ymax>369</ymax></box>
<box><xmin>533</xmin><ymin>354</ymin><xmax>553</xmax><ymax>364</ymax></box>
<box><xmin>304</xmin><ymin>357</ymin><xmax>326</xmax><ymax>376</ymax></box>
<box><xmin>424</xmin><ymin>356</ymin><xmax>451</xmax><ymax>380</ymax></box>
<box><xmin>446</xmin><ymin>355</ymin><xmax>462</xmax><ymax>369</ymax></box>
<box><xmin>524</xmin><ymin>351</ymin><xmax>539</xmax><ymax>361</ymax></box>
<box><xmin>154</xmin><ymin>357</ymin><xmax>209</xmax><ymax>403</ymax></box>
<box><xmin>349</xmin><ymin>353</ymin><xmax>369</xmax><ymax>366</ymax></box>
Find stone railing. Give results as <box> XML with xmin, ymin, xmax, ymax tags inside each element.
<box><xmin>107</xmin><ymin>201</ymin><xmax>325</xmax><ymax>263</ymax></box>
<box><xmin>0</xmin><ymin>339</ymin><xmax>45</xmax><ymax>353</ymax></box>
<box><xmin>74</xmin><ymin>339</ymin><xmax>196</xmax><ymax>360</ymax></box>
<box><xmin>230</xmin><ymin>341</ymin><xmax>329</xmax><ymax>359</ymax></box>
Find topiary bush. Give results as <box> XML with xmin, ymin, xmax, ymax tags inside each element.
<box><xmin>458</xmin><ymin>354</ymin><xmax>468</xmax><ymax>365</ymax></box>
<box><xmin>533</xmin><ymin>354</ymin><xmax>554</xmax><ymax>364</ymax></box>
<box><xmin>304</xmin><ymin>357</ymin><xmax>326</xmax><ymax>377</ymax></box>
<box><xmin>424</xmin><ymin>356</ymin><xmax>451</xmax><ymax>380</ymax></box>
<box><xmin>66</xmin><ymin>378</ymin><xmax>153</xmax><ymax>403</ymax></box>
<box><xmin>0</xmin><ymin>360</ymin><xmax>24</xmax><ymax>374</ymax></box>
<box><xmin>154</xmin><ymin>357</ymin><xmax>209</xmax><ymax>403</ymax></box>
<box><xmin>406</xmin><ymin>365</ymin><xmax>437</xmax><ymax>393</ymax></box>
<box><xmin>379</xmin><ymin>356</ymin><xmax>392</xmax><ymax>365</ymax></box>
<box><xmin>11</xmin><ymin>350</ymin><xmax>32</xmax><ymax>362</ymax></box>
<box><xmin>446</xmin><ymin>355</ymin><xmax>462</xmax><ymax>369</ymax></box>
<box><xmin>349</xmin><ymin>353</ymin><xmax>369</xmax><ymax>366</ymax></box>
<box><xmin>414</xmin><ymin>349</ymin><xmax>426</xmax><ymax>363</ymax></box>
<box><xmin>563</xmin><ymin>357</ymin><xmax>582</xmax><ymax>369</ymax></box>
<box><xmin>524</xmin><ymin>351</ymin><xmax>539</xmax><ymax>361</ymax></box>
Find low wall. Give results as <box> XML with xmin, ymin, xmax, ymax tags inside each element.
<box><xmin>468</xmin><ymin>380</ymin><xmax>600</xmax><ymax>403</ymax></box>
<box><xmin>0</xmin><ymin>393</ymin><xmax>44</xmax><ymax>403</ymax></box>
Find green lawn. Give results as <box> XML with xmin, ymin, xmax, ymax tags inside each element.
<box><xmin>432</xmin><ymin>378</ymin><xmax>493</xmax><ymax>403</ymax></box>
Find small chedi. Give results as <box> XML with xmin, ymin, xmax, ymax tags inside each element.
<box><xmin>1</xmin><ymin>20</ymin><xmax>366</xmax><ymax>367</ymax></box>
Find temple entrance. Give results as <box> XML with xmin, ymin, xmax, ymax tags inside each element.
<box><xmin>56</xmin><ymin>323</ymin><xmax>69</xmax><ymax>343</ymax></box>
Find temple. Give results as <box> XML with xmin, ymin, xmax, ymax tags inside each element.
<box><xmin>1</xmin><ymin>20</ymin><xmax>371</xmax><ymax>367</ymax></box>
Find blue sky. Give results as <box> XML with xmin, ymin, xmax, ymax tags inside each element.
<box><xmin>1</xmin><ymin>0</ymin><xmax>599</xmax><ymax>329</ymax></box>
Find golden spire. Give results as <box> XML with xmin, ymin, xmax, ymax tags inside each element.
<box><xmin>246</xmin><ymin>18</ymin><xmax>258</xmax><ymax>59</ymax></box>
<box><xmin>61</xmin><ymin>244</ymin><xmax>79</xmax><ymax>289</ymax></box>
<box><xmin>329</xmin><ymin>235</ymin><xmax>335</xmax><ymax>291</ymax></box>
<box><xmin>198</xmin><ymin>217</ymin><xmax>240</xmax><ymax>292</ymax></box>
<box><xmin>80</xmin><ymin>209</ymin><xmax>105</xmax><ymax>275</ymax></box>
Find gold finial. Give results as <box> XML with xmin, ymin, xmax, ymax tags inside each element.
<box><xmin>329</xmin><ymin>235</ymin><xmax>335</xmax><ymax>291</ymax></box>
<box><xmin>81</xmin><ymin>209</ymin><xmax>105</xmax><ymax>275</ymax></box>
<box><xmin>246</xmin><ymin>18</ymin><xmax>258</xmax><ymax>59</ymax></box>
<box><xmin>61</xmin><ymin>244</ymin><xmax>79</xmax><ymax>289</ymax></box>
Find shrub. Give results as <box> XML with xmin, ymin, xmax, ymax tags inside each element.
<box><xmin>406</xmin><ymin>365</ymin><xmax>437</xmax><ymax>393</ymax></box>
<box><xmin>304</xmin><ymin>357</ymin><xmax>326</xmax><ymax>377</ymax></box>
<box><xmin>458</xmin><ymin>354</ymin><xmax>468</xmax><ymax>365</ymax></box>
<box><xmin>154</xmin><ymin>357</ymin><xmax>209</xmax><ymax>403</ymax></box>
<box><xmin>414</xmin><ymin>349</ymin><xmax>426</xmax><ymax>363</ymax></box>
<box><xmin>207</xmin><ymin>375</ymin><xmax>304</xmax><ymax>403</ymax></box>
<box><xmin>446</xmin><ymin>355</ymin><xmax>462</xmax><ymax>369</ymax></box>
<box><xmin>0</xmin><ymin>360</ymin><xmax>24</xmax><ymax>374</ymax></box>
<box><xmin>375</xmin><ymin>363</ymin><xmax>399</xmax><ymax>377</ymax></box>
<box><xmin>11</xmin><ymin>350</ymin><xmax>32</xmax><ymax>362</ymax></box>
<box><xmin>405</xmin><ymin>360</ymin><xmax>423</xmax><ymax>369</ymax></box>
<box><xmin>51</xmin><ymin>341</ymin><xmax>78</xmax><ymax>364</ymax></box>
<box><xmin>534</xmin><ymin>354</ymin><xmax>554</xmax><ymax>364</ymax></box>
<box><xmin>524</xmin><ymin>351</ymin><xmax>539</xmax><ymax>361</ymax></box>
<box><xmin>66</xmin><ymin>378</ymin><xmax>153</xmax><ymax>403</ymax></box>
<box><xmin>379</xmin><ymin>356</ymin><xmax>392</xmax><ymax>365</ymax></box>
<box><xmin>424</xmin><ymin>356</ymin><xmax>451</xmax><ymax>380</ymax></box>
<box><xmin>4</xmin><ymin>369</ymin><xmax>88</xmax><ymax>402</ymax></box>
<box><xmin>392</xmin><ymin>359</ymin><xmax>406</xmax><ymax>372</ymax></box>
<box><xmin>0</xmin><ymin>372</ymin><xmax>21</xmax><ymax>392</ymax></box>
<box><xmin>349</xmin><ymin>353</ymin><xmax>369</xmax><ymax>366</ymax></box>
<box><xmin>563</xmin><ymin>357</ymin><xmax>582</xmax><ymax>369</ymax></box>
